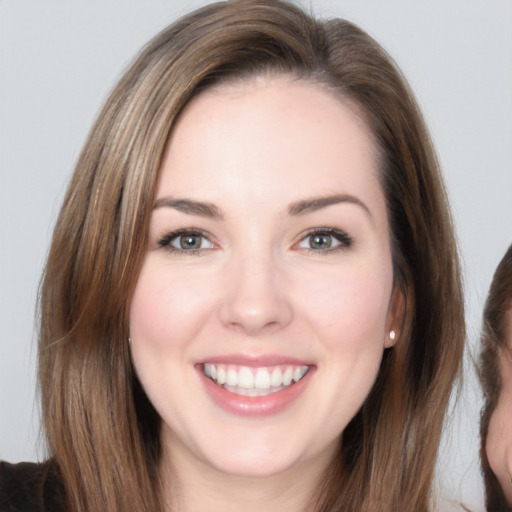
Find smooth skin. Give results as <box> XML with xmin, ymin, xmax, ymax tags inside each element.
<box><xmin>486</xmin><ymin>309</ymin><xmax>512</xmax><ymax>507</ymax></box>
<box><xmin>130</xmin><ymin>76</ymin><xmax>403</xmax><ymax>511</ymax></box>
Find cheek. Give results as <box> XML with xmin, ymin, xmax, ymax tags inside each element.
<box><xmin>296</xmin><ymin>261</ymin><xmax>392</xmax><ymax>341</ymax></box>
<box><xmin>129</xmin><ymin>259</ymin><xmax>215</xmax><ymax>351</ymax></box>
<box><xmin>289</xmin><ymin>263</ymin><xmax>392</xmax><ymax>441</ymax></box>
<box><xmin>296</xmin><ymin>262</ymin><xmax>392</xmax><ymax>394</ymax></box>
<box><xmin>486</xmin><ymin>392</ymin><xmax>512</xmax><ymax>469</ymax></box>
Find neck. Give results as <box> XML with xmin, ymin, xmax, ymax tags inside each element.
<box><xmin>159</xmin><ymin>437</ymin><xmax>335</xmax><ymax>512</ymax></box>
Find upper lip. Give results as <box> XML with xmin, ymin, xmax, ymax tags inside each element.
<box><xmin>195</xmin><ymin>354</ymin><xmax>313</xmax><ymax>367</ymax></box>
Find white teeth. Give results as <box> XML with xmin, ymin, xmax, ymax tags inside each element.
<box><xmin>216</xmin><ymin>367</ymin><xmax>226</xmax><ymax>385</ymax></box>
<box><xmin>224</xmin><ymin>384</ymin><xmax>286</xmax><ymax>397</ymax></box>
<box><xmin>293</xmin><ymin>365</ymin><xmax>308</xmax><ymax>382</ymax></box>
<box><xmin>254</xmin><ymin>369</ymin><xmax>270</xmax><ymax>389</ymax></box>
<box><xmin>233</xmin><ymin>386</ymin><xmax>248</xmax><ymax>396</ymax></box>
<box><xmin>238</xmin><ymin>367</ymin><xmax>254</xmax><ymax>388</ymax></box>
<box><xmin>271</xmin><ymin>367</ymin><xmax>283</xmax><ymax>387</ymax></box>
<box><xmin>227</xmin><ymin>368</ymin><xmax>238</xmax><ymax>386</ymax></box>
<box><xmin>203</xmin><ymin>363</ymin><xmax>310</xmax><ymax>392</ymax></box>
<box><xmin>283</xmin><ymin>367</ymin><xmax>293</xmax><ymax>386</ymax></box>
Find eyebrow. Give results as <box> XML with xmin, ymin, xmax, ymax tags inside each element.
<box><xmin>153</xmin><ymin>197</ymin><xmax>223</xmax><ymax>219</ymax></box>
<box><xmin>288</xmin><ymin>194</ymin><xmax>371</xmax><ymax>217</ymax></box>
<box><xmin>153</xmin><ymin>193</ymin><xmax>371</xmax><ymax>219</ymax></box>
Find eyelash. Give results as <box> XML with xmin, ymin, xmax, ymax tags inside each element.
<box><xmin>295</xmin><ymin>227</ymin><xmax>353</xmax><ymax>254</ymax></box>
<box><xmin>156</xmin><ymin>227</ymin><xmax>353</xmax><ymax>255</ymax></box>
<box><xmin>157</xmin><ymin>228</ymin><xmax>215</xmax><ymax>254</ymax></box>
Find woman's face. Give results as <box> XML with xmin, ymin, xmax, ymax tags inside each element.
<box><xmin>486</xmin><ymin>308</ymin><xmax>512</xmax><ymax>505</ymax></box>
<box><xmin>130</xmin><ymin>77</ymin><xmax>402</xmax><ymax>479</ymax></box>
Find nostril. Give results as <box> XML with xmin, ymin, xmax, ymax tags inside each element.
<box><xmin>225</xmin><ymin>318</ymin><xmax>281</xmax><ymax>336</ymax></box>
<box><xmin>218</xmin><ymin>263</ymin><xmax>294</xmax><ymax>334</ymax></box>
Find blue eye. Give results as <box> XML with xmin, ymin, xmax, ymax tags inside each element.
<box><xmin>297</xmin><ymin>228</ymin><xmax>353</xmax><ymax>252</ymax></box>
<box><xmin>158</xmin><ymin>230</ymin><xmax>214</xmax><ymax>253</ymax></box>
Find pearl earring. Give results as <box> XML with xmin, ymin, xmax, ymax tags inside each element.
<box><xmin>389</xmin><ymin>330</ymin><xmax>396</xmax><ymax>340</ymax></box>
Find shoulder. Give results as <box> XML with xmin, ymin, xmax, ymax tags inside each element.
<box><xmin>0</xmin><ymin>460</ymin><xmax>66</xmax><ymax>512</ymax></box>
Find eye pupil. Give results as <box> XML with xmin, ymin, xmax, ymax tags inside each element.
<box><xmin>180</xmin><ymin>235</ymin><xmax>200</xmax><ymax>249</ymax></box>
<box><xmin>310</xmin><ymin>234</ymin><xmax>331</xmax><ymax>249</ymax></box>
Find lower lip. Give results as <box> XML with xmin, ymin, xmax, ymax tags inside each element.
<box><xmin>198</xmin><ymin>367</ymin><xmax>314</xmax><ymax>418</ymax></box>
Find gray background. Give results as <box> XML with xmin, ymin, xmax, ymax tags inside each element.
<box><xmin>1</xmin><ymin>1</ymin><xmax>511</xmax><ymax>510</ymax></box>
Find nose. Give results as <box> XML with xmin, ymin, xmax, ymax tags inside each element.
<box><xmin>219</xmin><ymin>253</ymin><xmax>293</xmax><ymax>336</ymax></box>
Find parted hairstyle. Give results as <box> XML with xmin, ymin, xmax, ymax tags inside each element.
<box><xmin>479</xmin><ymin>244</ymin><xmax>512</xmax><ymax>511</ymax></box>
<box><xmin>37</xmin><ymin>1</ymin><xmax>464</xmax><ymax>511</ymax></box>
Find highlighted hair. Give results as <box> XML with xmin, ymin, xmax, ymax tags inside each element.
<box><xmin>38</xmin><ymin>1</ymin><xmax>464</xmax><ymax>510</ymax></box>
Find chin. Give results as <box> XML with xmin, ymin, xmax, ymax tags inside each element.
<box><xmin>208</xmin><ymin>453</ymin><xmax>302</xmax><ymax>479</ymax></box>
<box><xmin>193</xmin><ymin>431</ymin><xmax>312</xmax><ymax>478</ymax></box>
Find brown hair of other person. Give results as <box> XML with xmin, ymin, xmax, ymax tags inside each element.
<box><xmin>37</xmin><ymin>1</ymin><xmax>465</xmax><ymax>511</ymax></box>
<box><xmin>479</xmin><ymin>244</ymin><xmax>512</xmax><ymax>511</ymax></box>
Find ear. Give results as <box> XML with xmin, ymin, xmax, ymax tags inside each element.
<box><xmin>384</xmin><ymin>285</ymin><xmax>405</xmax><ymax>348</ymax></box>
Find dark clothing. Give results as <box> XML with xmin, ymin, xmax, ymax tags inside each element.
<box><xmin>0</xmin><ymin>461</ymin><xmax>65</xmax><ymax>512</ymax></box>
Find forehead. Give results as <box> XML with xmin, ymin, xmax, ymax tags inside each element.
<box><xmin>158</xmin><ymin>76</ymin><xmax>383</xmax><ymax>212</ymax></box>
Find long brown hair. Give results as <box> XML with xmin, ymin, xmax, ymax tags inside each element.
<box><xmin>37</xmin><ymin>1</ymin><xmax>464</xmax><ymax>511</ymax></box>
<box><xmin>479</xmin><ymin>244</ymin><xmax>512</xmax><ymax>511</ymax></box>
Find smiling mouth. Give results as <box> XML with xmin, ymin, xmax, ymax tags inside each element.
<box><xmin>202</xmin><ymin>363</ymin><xmax>310</xmax><ymax>397</ymax></box>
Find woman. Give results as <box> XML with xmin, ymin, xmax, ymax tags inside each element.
<box><xmin>480</xmin><ymin>244</ymin><xmax>512</xmax><ymax>511</ymax></box>
<box><xmin>0</xmin><ymin>1</ymin><xmax>464</xmax><ymax>511</ymax></box>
